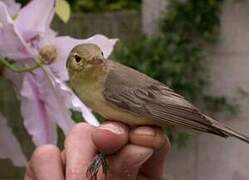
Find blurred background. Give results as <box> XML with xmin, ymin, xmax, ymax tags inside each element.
<box><xmin>1</xmin><ymin>0</ymin><xmax>249</xmax><ymax>179</ymax></box>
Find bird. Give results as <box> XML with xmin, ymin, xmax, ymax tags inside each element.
<box><xmin>66</xmin><ymin>43</ymin><xmax>249</xmax><ymax>179</ymax></box>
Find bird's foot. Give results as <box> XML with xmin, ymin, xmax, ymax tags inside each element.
<box><xmin>86</xmin><ymin>152</ymin><xmax>109</xmax><ymax>180</ymax></box>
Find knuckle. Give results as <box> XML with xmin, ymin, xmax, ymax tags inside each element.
<box><xmin>69</xmin><ymin>122</ymin><xmax>93</xmax><ymax>135</ymax></box>
<box><xmin>154</xmin><ymin>129</ymin><xmax>167</xmax><ymax>149</ymax></box>
<box><xmin>154</xmin><ymin>129</ymin><xmax>171</xmax><ymax>150</ymax></box>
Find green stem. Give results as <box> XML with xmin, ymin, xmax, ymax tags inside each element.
<box><xmin>0</xmin><ymin>58</ymin><xmax>43</xmax><ymax>73</ymax></box>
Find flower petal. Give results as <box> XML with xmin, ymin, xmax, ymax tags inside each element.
<box><xmin>0</xmin><ymin>23</ymin><xmax>33</xmax><ymax>60</ymax></box>
<box><xmin>56</xmin><ymin>79</ymin><xmax>99</xmax><ymax>126</ymax></box>
<box><xmin>0</xmin><ymin>1</ymin><xmax>13</xmax><ymax>24</ymax></box>
<box><xmin>15</xmin><ymin>0</ymin><xmax>55</xmax><ymax>38</ymax></box>
<box><xmin>21</xmin><ymin>73</ymin><xmax>57</xmax><ymax>146</ymax></box>
<box><xmin>0</xmin><ymin>0</ymin><xmax>21</xmax><ymax>17</ymax></box>
<box><xmin>71</xmin><ymin>94</ymin><xmax>100</xmax><ymax>127</ymax></box>
<box><xmin>47</xmin><ymin>34</ymin><xmax>118</xmax><ymax>81</ymax></box>
<box><xmin>3</xmin><ymin>69</ymin><xmax>24</xmax><ymax>92</ymax></box>
<box><xmin>0</xmin><ymin>2</ymin><xmax>35</xmax><ymax>60</ymax></box>
<box><xmin>85</xmin><ymin>34</ymin><xmax>118</xmax><ymax>58</ymax></box>
<box><xmin>35</xmin><ymin>68</ymin><xmax>75</xmax><ymax>134</ymax></box>
<box><xmin>0</xmin><ymin>112</ymin><xmax>27</xmax><ymax>166</ymax></box>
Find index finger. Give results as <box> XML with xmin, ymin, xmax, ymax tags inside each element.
<box><xmin>92</xmin><ymin>122</ymin><xmax>129</xmax><ymax>154</ymax></box>
<box><xmin>64</xmin><ymin>122</ymin><xmax>129</xmax><ymax>179</ymax></box>
<box><xmin>129</xmin><ymin>126</ymin><xmax>170</xmax><ymax>179</ymax></box>
<box><xmin>24</xmin><ymin>145</ymin><xmax>64</xmax><ymax>180</ymax></box>
<box><xmin>64</xmin><ymin>123</ymin><xmax>96</xmax><ymax>179</ymax></box>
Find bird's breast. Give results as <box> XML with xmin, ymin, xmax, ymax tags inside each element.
<box><xmin>74</xmin><ymin>80</ymin><xmax>153</xmax><ymax>126</ymax></box>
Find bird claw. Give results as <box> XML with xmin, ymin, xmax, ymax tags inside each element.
<box><xmin>86</xmin><ymin>153</ymin><xmax>109</xmax><ymax>180</ymax></box>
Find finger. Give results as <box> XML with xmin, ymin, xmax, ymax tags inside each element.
<box><xmin>108</xmin><ymin>144</ymin><xmax>153</xmax><ymax>179</ymax></box>
<box><xmin>140</xmin><ymin>137</ymin><xmax>170</xmax><ymax>179</ymax></box>
<box><xmin>64</xmin><ymin>123</ymin><xmax>96</xmax><ymax>180</ymax></box>
<box><xmin>25</xmin><ymin>145</ymin><xmax>64</xmax><ymax>180</ymax></box>
<box><xmin>61</xmin><ymin>150</ymin><xmax>65</xmax><ymax>166</ymax></box>
<box><xmin>129</xmin><ymin>126</ymin><xmax>166</xmax><ymax>149</ymax></box>
<box><xmin>24</xmin><ymin>164</ymin><xmax>34</xmax><ymax>180</ymax></box>
<box><xmin>130</xmin><ymin>126</ymin><xmax>170</xmax><ymax>179</ymax></box>
<box><xmin>92</xmin><ymin>121</ymin><xmax>129</xmax><ymax>154</ymax></box>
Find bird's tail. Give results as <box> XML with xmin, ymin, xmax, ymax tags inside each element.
<box><xmin>220</xmin><ymin>126</ymin><xmax>249</xmax><ymax>144</ymax></box>
<box><xmin>205</xmin><ymin>115</ymin><xmax>249</xmax><ymax>144</ymax></box>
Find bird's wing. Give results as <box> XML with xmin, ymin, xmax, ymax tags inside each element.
<box><xmin>103</xmin><ymin>61</ymin><xmax>225</xmax><ymax>135</ymax></box>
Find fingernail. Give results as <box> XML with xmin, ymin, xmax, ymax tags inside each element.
<box><xmin>133</xmin><ymin>126</ymin><xmax>156</xmax><ymax>136</ymax></box>
<box><xmin>99</xmin><ymin>123</ymin><xmax>126</xmax><ymax>135</ymax></box>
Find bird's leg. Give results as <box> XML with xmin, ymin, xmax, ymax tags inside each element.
<box><xmin>86</xmin><ymin>152</ymin><xmax>109</xmax><ymax>180</ymax></box>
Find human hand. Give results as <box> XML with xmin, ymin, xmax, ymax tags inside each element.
<box><xmin>24</xmin><ymin>122</ymin><xmax>170</xmax><ymax>180</ymax></box>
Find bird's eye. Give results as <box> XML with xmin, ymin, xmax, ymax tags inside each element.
<box><xmin>74</xmin><ymin>54</ymin><xmax>82</xmax><ymax>63</ymax></box>
<box><xmin>101</xmin><ymin>51</ymin><xmax>104</xmax><ymax>56</ymax></box>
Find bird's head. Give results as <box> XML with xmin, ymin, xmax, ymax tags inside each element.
<box><xmin>66</xmin><ymin>43</ymin><xmax>106</xmax><ymax>78</ymax></box>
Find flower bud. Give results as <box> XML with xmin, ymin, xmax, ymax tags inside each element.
<box><xmin>39</xmin><ymin>45</ymin><xmax>57</xmax><ymax>65</ymax></box>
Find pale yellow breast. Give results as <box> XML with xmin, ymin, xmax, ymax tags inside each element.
<box><xmin>73</xmin><ymin>75</ymin><xmax>153</xmax><ymax>126</ymax></box>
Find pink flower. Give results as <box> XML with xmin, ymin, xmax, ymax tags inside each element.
<box><xmin>0</xmin><ymin>0</ymin><xmax>117</xmax><ymax>166</ymax></box>
<box><xmin>0</xmin><ymin>0</ymin><xmax>20</xmax><ymax>17</ymax></box>
<box><xmin>0</xmin><ymin>112</ymin><xmax>27</xmax><ymax>166</ymax></box>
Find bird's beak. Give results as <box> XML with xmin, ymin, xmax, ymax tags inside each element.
<box><xmin>90</xmin><ymin>57</ymin><xmax>105</xmax><ymax>65</ymax></box>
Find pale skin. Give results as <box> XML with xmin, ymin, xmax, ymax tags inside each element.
<box><xmin>24</xmin><ymin>122</ymin><xmax>170</xmax><ymax>180</ymax></box>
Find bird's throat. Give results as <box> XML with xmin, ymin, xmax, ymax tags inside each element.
<box><xmin>70</xmin><ymin>68</ymin><xmax>107</xmax><ymax>109</ymax></box>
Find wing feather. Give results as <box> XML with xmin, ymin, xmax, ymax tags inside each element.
<box><xmin>103</xmin><ymin>61</ymin><xmax>224</xmax><ymax>135</ymax></box>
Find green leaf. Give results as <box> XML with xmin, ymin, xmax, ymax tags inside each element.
<box><xmin>56</xmin><ymin>0</ymin><xmax>71</xmax><ymax>23</ymax></box>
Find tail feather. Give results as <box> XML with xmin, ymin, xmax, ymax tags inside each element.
<box><xmin>221</xmin><ymin>127</ymin><xmax>249</xmax><ymax>144</ymax></box>
<box><xmin>204</xmin><ymin>115</ymin><xmax>249</xmax><ymax>144</ymax></box>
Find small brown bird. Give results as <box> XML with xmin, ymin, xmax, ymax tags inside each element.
<box><xmin>66</xmin><ymin>43</ymin><xmax>249</xmax><ymax>179</ymax></box>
